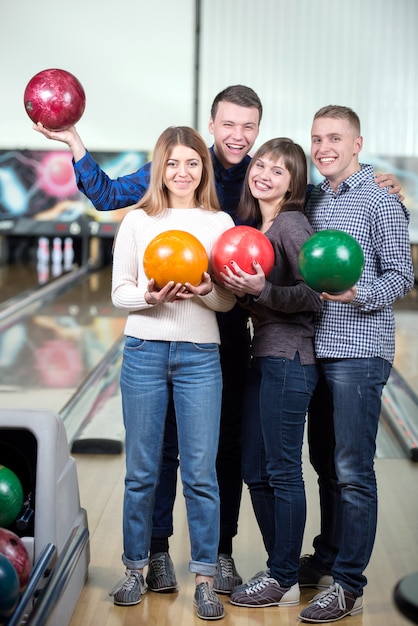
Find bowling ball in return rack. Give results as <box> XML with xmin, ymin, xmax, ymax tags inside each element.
<box><xmin>210</xmin><ymin>225</ymin><xmax>275</xmax><ymax>282</ymax></box>
<box><xmin>0</xmin><ymin>466</ymin><xmax>24</xmax><ymax>528</ymax></box>
<box><xmin>0</xmin><ymin>553</ymin><xmax>20</xmax><ymax>622</ymax></box>
<box><xmin>298</xmin><ymin>229</ymin><xmax>364</xmax><ymax>294</ymax></box>
<box><xmin>0</xmin><ymin>528</ymin><xmax>31</xmax><ymax>591</ymax></box>
<box><xmin>143</xmin><ymin>230</ymin><xmax>209</xmax><ymax>288</ymax></box>
<box><xmin>24</xmin><ymin>68</ymin><xmax>86</xmax><ymax>131</ymax></box>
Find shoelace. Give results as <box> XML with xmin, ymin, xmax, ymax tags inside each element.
<box><xmin>310</xmin><ymin>583</ymin><xmax>346</xmax><ymax>610</ymax></box>
<box><xmin>197</xmin><ymin>582</ymin><xmax>219</xmax><ymax>604</ymax></box>
<box><xmin>218</xmin><ymin>556</ymin><xmax>234</xmax><ymax>578</ymax></box>
<box><xmin>109</xmin><ymin>570</ymin><xmax>142</xmax><ymax>596</ymax></box>
<box><xmin>151</xmin><ymin>555</ymin><xmax>168</xmax><ymax>577</ymax></box>
<box><xmin>245</xmin><ymin>577</ymin><xmax>276</xmax><ymax>595</ymax></box>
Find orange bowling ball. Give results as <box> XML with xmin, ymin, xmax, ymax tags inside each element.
<box><xmin>143</xmin><ymin>230</ymin><xmax>208</xmax><ymax>288</ymax></box>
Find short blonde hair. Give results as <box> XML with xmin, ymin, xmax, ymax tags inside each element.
<box><xmin>313</xmin><ymin>105</ymin><xmax>361</xmax><ymax>136</ymax></box>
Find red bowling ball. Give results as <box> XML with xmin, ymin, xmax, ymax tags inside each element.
<box><xmin>0</xmin><ymin>528</ymin><xmax>31</xmax><ymax>591</ymax></box>
<box><xmin>143</xmin><ymin>230</ymin><xmax>209</xmax><ymax>288</ymax></box>
<box><xmin>210</xmin><ymin>225</ymin><xmax>275</xmax><ymax>282</ymax></box>
<box><xmin>24</xmin><ymin>68</ymin><xmax>86</xmax><ymax>131</ymax></box>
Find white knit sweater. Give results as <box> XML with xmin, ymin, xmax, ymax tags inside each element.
<box><xmin>112</xmin><ymin>207</ymin><xmax>236</xmax><ymax>344</ymax></box>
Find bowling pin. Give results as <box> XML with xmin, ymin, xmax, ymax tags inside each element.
<box><xmin>51</xmin><ymin>237</ymin><xmax>63</xmax><ymax>277</ymax></box>
<box><xmin>37</xmin><ymin>260</ymin><xmax>49</xmax><ymax>284</ymax></box>
<box><xmin>37</xmin><ymin>237</ymin><xmax>50</xmax><ymax>264</ymax></box>
<box><xmin>52</xmin><ymin>237</ymin><xmax>63</xmax><ymax>265</ymax></box>
<box><xmin>63</xmin><ymin>237</ymin><xmax>74</xmax><ymax>271</ymax></box>
<box><xmin>37</xmin><ymin>237</ymin><xmax>50</xmax><ymax>284</ymax></box>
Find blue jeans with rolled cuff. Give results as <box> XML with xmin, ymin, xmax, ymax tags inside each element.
<box><xmin>120</xmin><ymin>337</ymin><xmax>222</xmax><ymax>576</ymax></box>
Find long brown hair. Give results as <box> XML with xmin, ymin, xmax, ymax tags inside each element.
<box><xmin>133</xmin><ymin>126</ymin><xmax>220</xmax><ymax>215</ymax></box>
<box><xmin>238</xmin><ymin>137</ymin><xmax>307</xmax><ymax>225</ymax></box>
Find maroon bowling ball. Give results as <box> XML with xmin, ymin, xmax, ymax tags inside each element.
<box><xmin>0</xmin><ymin>528</ymin><xmax>31</xmax><ymax>591</ymax></box>
<box><xmin>24</xmin><ymin>68</ymin><xmax>86</xmax><ymax>131</ymax></box>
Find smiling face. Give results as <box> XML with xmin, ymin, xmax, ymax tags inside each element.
<box><xmin>248</xmin><ymin>153</ymin><xmax>292</xmax><ymax>213</ymax></box>
<box><xmin>208</xmin><ymin>101</ymin><xmax>260</xmax><ymax>169</ymax></box>
<box><xmin>311</xmin><ymin>116</ymin><xmax>363</xmax><ymax>190</ymax></box>
<box><xmin>163</xmin><ymin>144</ymin><xmax>203</xmax><ymax>207</ymax></box>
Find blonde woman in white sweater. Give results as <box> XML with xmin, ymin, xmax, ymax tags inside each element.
<box><xmin>110</xmin><ymin>126</ymin><xmax>236</xmax><ymax>620</ymax></box>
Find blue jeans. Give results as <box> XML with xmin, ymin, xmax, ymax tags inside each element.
<box><xmin>242</xmin><ymin>354</ymin><xmax>318</xmax><ymax>587</ymax></box>
<box><xmin>120</xmin><ymin>338</ymin><xmax>222</xmax><ymax>576</ymax></box>
<box><xmin>151</xmin><ymin>306</ymin><xmax>251</xmax><ymax>546</ymax></box>
<box><xmin>308</xmin><ymin>357</ymin><xmax>392</xmax><ymax>596</ymax></box>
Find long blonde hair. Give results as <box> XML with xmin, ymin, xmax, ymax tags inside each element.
<box><xmin>133</xmin><ymin>126</ymin><xmax>220</xmax><ymax>215</ymax></box>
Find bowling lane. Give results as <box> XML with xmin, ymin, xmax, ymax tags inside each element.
<box><xmin>375</xmin><ymin>288</ymin><xmax>418</xmax><ymax>460</ymax></box>
<box><xmin>0</xmin><ymin>263</ymin><xmax>40</xmax><ymax>305</ymax></box>
<box><xmin>0</xmin><ymin>265</ymin><xmax>126</xmax><ymax>414</ymax></box>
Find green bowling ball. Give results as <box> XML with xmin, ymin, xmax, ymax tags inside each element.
<box><xmin>298</xmin><ymin>229</ymin><xmax>364</xmax><ymax>294</ymax></box>
<box><xmin>0</xmin><ymin>466</ymin><xmax>24</xmax><ymax>528</ymax></box>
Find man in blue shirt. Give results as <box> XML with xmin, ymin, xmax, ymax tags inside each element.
<box><xmin>298</xmin><ymin>105</ymin><xmax>414</xmax><ymax>623</ymax></box>
<box><xmin>33</xmin><ymin>91</ymin><xmax>403</xmax><ymax>599</ymax></box>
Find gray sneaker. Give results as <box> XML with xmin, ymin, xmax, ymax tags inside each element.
<box><xmin>110</xmin><ymin>569</ymin><xmax>147</xmax><ymax>606</ymax></box>
<box><xmin>230</xmin><ymin>577</ymin><xmax>300</xmax><ymax>607</ymax></box>
<box><xmin>146</xmin><ymin>552</ymin><xmax>178</xmax><ymax>592</ymax></box>
<box><xmin>213</xmin><ymin>554</ymin><xmax>243</xmax><ymax>594</ymax></box>
<box><xmin>299</xmin><ymin>554</ymin><xmax>334</xmax><ymax>589</ymax></box>
<box><xmin>194</xmin><ymin>582</ymin><xmax>225</xmax><ymax>620</ymax></box>
<box><xmin>299</xmin><ymin>583</ymin><xmax>363</xmax><ymax>622</ymax></box>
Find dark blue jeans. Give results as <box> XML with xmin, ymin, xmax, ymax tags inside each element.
<box><xmin>308</xmin><ymin>357</ymin><xmax>392</xmax><ymax>596</ymax></box>
<box><xmin>151</xmin><ymin>306</ymin><xmax>251</xmax><ymax>546</ymax></box>
<box><xmin>242</xmin><ymin>353</ymin><xmax>318</xmax><ymax>587</ymax></box>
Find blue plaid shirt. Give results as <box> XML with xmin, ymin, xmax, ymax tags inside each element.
<box><xmin>305</xmin><ymin>164</ymin><xmax>414</xmax><ymax>363</ymax></box>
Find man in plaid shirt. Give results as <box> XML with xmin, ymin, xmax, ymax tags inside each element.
<box><xmin>299</xmin><ymin>105</ymin><xmax>414</xmax><ymax>623</ymax></box>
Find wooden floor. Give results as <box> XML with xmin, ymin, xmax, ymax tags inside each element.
<box><xmin>68</xmin><ymin>450</ymin><xmax>418</xmax><ymax>626</ymax></box>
